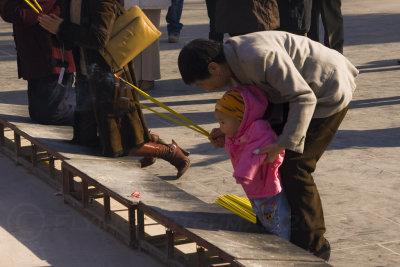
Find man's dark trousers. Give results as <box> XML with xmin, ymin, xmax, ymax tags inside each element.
<box><xmin>279</xmin><ymin>106</ymin><xmax>349</xmax><ymax>253</ymax></box>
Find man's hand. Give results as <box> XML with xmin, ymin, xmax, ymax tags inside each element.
<box><xmin>209</xmin><ymin>128</ymin><xmax>225</xmax><ymax>148</ymax></box>
<box><xmin>253</xmin><ymin>143</ymin><xmax>285</xmax><ymax>164</ymax></box>
<box><xmin>39</xmin><ymin>14</ymin><xmax>63</xmax><ymax>34</ymax></box>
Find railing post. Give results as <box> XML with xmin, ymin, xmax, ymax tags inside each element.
<box><xmin>14</xmin><ymin>132</ymin><xmax>21</xmax><ymax>160</ymax></box>
<box><xmin>166</xmin><ymin>229</ymin><xmax>174</xmax><ymax>259</ymax></box>
<box><xmin>31</xmin><ymin>144</ymin><xmax>37</xmax><ymax>167</ymax></box>
<box><xmin>197</xmin><ymin>245</ymin><xmax>205</xmax><ymax>267</ymax></box>
<box><xmin>0</xmin><ymin>124</ymin><xmax>4</xmax><ymax>146</ymax></box>
<box><xmin>104</xmin><ymin>195</ymin><xmax>111</xmax><ymax>223</ymax></box>
<box><xmin>137</xmin><ymin>208</ymin><xmax>145</xmax><ymax>240</ymax></box>
<box><xmin>82</xmin><ymin>180</ymin><xmax>89</xmax><ymax>208</ymax></box>
<box><xmin>128</xmin><ymin>205</ymin><xmax>137</xmax><ymax>247</ymax></box>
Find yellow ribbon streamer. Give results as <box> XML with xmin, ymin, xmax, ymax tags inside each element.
<box><xmin>114</xmin><ymin>74</ymin><xmax>210</xmax><ymax>137</ymax></box>
<box><xmin>32</xmin><ymin>0</ymin><xmax>43</xmax><ymax>11</ymax></box>
<box><xmin>24</xmin><ymin>0</ymin><xmax>40</xmax><ymax>13</ymax></box>
<box><xmin>136</xmin><ymin>102</ymin><xmax>209</xmax><ymax>136</ymax></box>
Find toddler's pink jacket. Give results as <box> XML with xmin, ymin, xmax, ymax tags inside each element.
<box><xmin>224</xmin><ymin>85</ymin><xmax>284</xmax><ymax>199</ymax></box>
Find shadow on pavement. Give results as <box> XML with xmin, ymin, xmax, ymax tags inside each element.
<box><xmin>330</xmin><ymin>127</ymin><xmax>400</xmax><ymax>150</ymax></box>
<box><xmin>141</xmin><ymin>78</ymin><xmax>222</xmax><ymax>98</ymax></box>
<box><xmin>0</xmin><ymin>113</ymin><xmax>32</xmax><ymax>123</ymax></box>
<box><xmin>0</xmin><ymin>31</ymin><xmax>12</xmax><ymax>36</ymax></box>
<box><xmin>344</xmin><ymin>13</ymin><xmax>400</xmax><ymax>46</ymax></box>
<box><xmin>0</xmin><ymin>90</ymin><xmax>27</xmax><ymax>105</ymax></box>
<box><xmin>357</xmin><ymin>59</ymin><xmax>400</xmax><ymax>74</ymax></box>
<box><xmin>350</xmin><ymin>96</ymin><xmax>400</xmax><ymax>109</ymax></box>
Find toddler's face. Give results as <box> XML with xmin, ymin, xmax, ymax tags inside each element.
<box><xmin>214</xmin><ymin>109</ymin><xmax>242</xmax><ymax>138</ymax></box>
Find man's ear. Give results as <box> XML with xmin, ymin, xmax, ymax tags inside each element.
<box><xmin>208</xmin><ymin>62</ymin><xmax>219</xmax><ymax>74</ymax></box>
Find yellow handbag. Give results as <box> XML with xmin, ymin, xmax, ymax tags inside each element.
<box><xmin>99</xmin><ymin>4</ymin><xmax>161</xmax><ymax>72</ymax></box>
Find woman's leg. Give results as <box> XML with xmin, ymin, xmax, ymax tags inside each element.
<box><xmin>71</xmin><ymin>73</ymin><xmax>98</xmax><ymax>146</ymax></box>
<box><xmin>134</xmin><ymin>9</ymin><xmax>161</xmax><ymax>86</ymax></box>
<box><xmin>27</xmin><ymin>73</ymin><xmax>74</xmax><ymax>125</ymax></box>
<box><xmin>128</xmin><ymin>140</ymin><xmax>190</xmax><ymax>178</ymax></box>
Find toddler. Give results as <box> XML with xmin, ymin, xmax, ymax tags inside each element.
<box><xmin>215</xmin><ymin>85</ymin><xmax>291</xmax><ymax>240</ymax></box>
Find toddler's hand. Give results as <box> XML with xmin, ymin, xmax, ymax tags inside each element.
<box><xmin>209</xmin><ymin>128</ymin><xmax>225</xmax><ymax>148</ymax></box>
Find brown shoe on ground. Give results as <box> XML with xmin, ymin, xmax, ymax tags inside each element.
<box><xmin>138</xmin><ymin>80</ymin><xmax>155</xmax><ymax>91</ymax></box>
<box><xmin>168</xmin><ymin>34</ymin><xmax>180</xmax><ymax>43</ymax></box>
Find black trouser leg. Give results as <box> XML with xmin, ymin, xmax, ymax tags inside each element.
<box><xmin>27</xmin><ymin>73</ymin><xmax>74</xmax><ymax>125</ymax></box>
<box><xmin>280</xmin><ymin>107</ymin><xmax>348</xmax><ymax>252</ymax></box>
<box><xmin>320</xmin><ymin>0</ymin><xmax>344</xmax><ymax>53</ymax></box>
<box><xmin>308</xmin><ymin>0</ymin><xmax>321</xmax><ymax>42</ymax></box>
<box><xmin>205</xmin><ymin>0</ymin><xmax>224</xmax><ymax>42</ymax></box>
<box><xmin>72</xmin><ymin>74</ymin><xmax>98</xmax><ymax>146</ymax></box>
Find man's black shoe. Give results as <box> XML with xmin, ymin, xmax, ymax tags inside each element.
<box><xmin>314</xmin><ymin>239</ymin><xmax>331</xmax><ymax>261</ymax></box>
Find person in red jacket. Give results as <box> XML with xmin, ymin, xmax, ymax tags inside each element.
<box><xmin>0</xmin><ymin>0</ymin><xmax>75</xmax><ymax>125</ymax></box>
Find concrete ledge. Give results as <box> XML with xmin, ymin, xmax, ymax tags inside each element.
<box><xmin>0</xmin><ymin>116</ymin><xmax>328</xmax><ymax>266</ymax></box>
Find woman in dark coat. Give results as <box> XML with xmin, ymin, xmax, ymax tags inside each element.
<box><xmin>39</xmin><ymin>0</ymin><xmax>189</xmax><ymax>178</ymax></box>
<box><xmin>0</xmin><ymin>0</ymin><xmax>75</xmax><ymax>125</ymax></box>
<box><xmin>214</xmin><ymin>0</ymin><xmax>312</xmax><ymax>37</ymax></box>
<box><xmin>214</xmin><ymin>0</ymin><xmax>280</xmax><ymax>36</ymax></box>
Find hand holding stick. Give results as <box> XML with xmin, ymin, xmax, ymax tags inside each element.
<box><xmin>209</xmin><ymin>128</ymin><xmax>225</xmax><ymax>148</ymax></box>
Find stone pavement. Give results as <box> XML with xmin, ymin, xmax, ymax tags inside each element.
<box><xmin>1</xmin><ymin>0</ymin><xmax>400</xmax><ymax>266</ymax></box>
<box><xmin>0</xmin><ymin>153</ymin><xmax>164</xmax><ymax>267</ymax></box>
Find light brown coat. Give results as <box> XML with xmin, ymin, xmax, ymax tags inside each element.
<box><xmin>224</xmin><ymin>31</ymin><xmax>358</xmax><ymax>153</ymax></box>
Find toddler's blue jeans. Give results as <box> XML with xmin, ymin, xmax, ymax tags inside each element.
<box><xmin>250</xmin><ymin>190</ymin><xmax>291</xmax><ymax>240</ymax></box>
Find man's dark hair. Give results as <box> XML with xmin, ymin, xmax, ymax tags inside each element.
<box><xmin>178</xmin><ymin>39</ymin><xmax>226</xmax><ymax>84</ymax></box>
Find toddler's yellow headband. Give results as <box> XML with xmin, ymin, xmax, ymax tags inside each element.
<box><xmin>215</xmin><ymin>90</ymin><xmax>245</xmax><ymax>119</ymax></box>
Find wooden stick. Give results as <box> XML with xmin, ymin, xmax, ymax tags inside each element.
<box><xmin>114</xmin><ymin>74</ymin><xmax>210</xmax><ymax>137</ymax></box>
